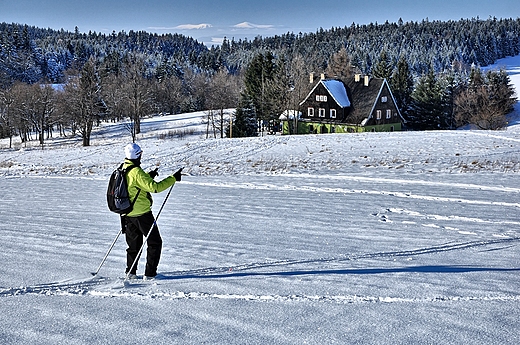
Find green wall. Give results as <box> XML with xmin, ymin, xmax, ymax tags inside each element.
<box><xmin>282</xmin><ymin>121</ymin><xmax>402</xmax><ymax>134</ymax></box>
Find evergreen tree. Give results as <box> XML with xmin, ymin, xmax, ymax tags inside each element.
<box><xmin>410</xmin><ymin>68</ymin><xmax>449</xmax><ymax>130</ymax></box>
<box><xmin>230</xmin><ymin>93</ymin><xmax>257</xmax><ymax>138</ymax></box>
<box><xmin>266</xmin><ymin>56</ymin><xmax>291</xmax><ymax>132</ymax></box>
<box><xmin>486</xmin><ymin>69</ymin><xmax>516</xmax><ymax>112</ymax></box>
<box><xmin>390</xmin><ymin>55</ymin><xmax>414</xmax><ymax>119</ymax></box>
<box><xmin>468</xmin><ymin>65</ymin><xmax>485</xmax><ymax>90</ymax></box>
<box><xmin>372</xmin><ymin>49</ymin><xmax>393</xmax><ymax>79</ymax></box>
<box><xmin>243</xmin><ymin>52</ymin><xmax>277</xmax><ymax>126</ymax></box>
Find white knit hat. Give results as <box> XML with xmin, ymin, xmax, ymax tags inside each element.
<box><xmin>124</xmin><ymin>143</ymin><xmax>142</xmax><ymax>159</ymax></box>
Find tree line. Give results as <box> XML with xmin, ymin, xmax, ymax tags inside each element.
<box><xmin>0</xmin><ymin>17</ymin><xmax>519</xmax><ymax>146</ymax></box>
<box><xmin>0</xmin><ymin>53</ymin><xmax>241</xmax><ymax>147</ymax></box>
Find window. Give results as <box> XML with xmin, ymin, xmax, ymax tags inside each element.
<box><xmin>381</xmin><ymin>96</ymin><xmax>388</xmax><ymax>103</ymax></box>
<box><xmin>386</xmin><ymin>109</ymin><xmax>392</xmax><ymax>119</ymax></box>
<box><xmin>308</xmin><ymin>107</ymin><xmax>314</xmax><ymax>117</ymax></box>
<box><xmin>319</xmin><ymin>108</ymin><xmax>326</xmax><ymax>117</ymax></box>
<box><xmin>330</xmin><ymin>109</ymin><xmax>337</xmax><ymax>119</ymax></box>
<box><xmin>315</xmin><ymin>95</ymin><xmax>327</xmax><ymax>102</ymax></box>
<box><xmin>376</xmin><ymin>110</ymin><xmax>382</xmax><ymax>120</ymax></box>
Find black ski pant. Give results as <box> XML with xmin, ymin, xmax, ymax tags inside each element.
<box><xmin>124</xmin><ymin>211</ymin><xmax>162</xmax><ymax>277</ymax></box>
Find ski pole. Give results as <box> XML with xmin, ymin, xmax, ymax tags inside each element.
<box><xmin>125</xmin><ymin>172</ymin><xmax>179</xmax><ymax>280</ymax></box>
<box><xmin>91</xmin><ymin>227</ymin><xmax>123</xmax><ymax>276</ymax></box>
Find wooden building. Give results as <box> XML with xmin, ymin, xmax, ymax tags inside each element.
<box><xmin>282</xmin><ymin>74</ymin><xmax>405</xmax><ymax>134</ymax></box>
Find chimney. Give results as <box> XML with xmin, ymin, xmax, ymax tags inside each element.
<box><xmin>309</xmin><ymin>72</ymin><xmax>315</xmax><ymax>84</ymax></box>
<box><xmin>364</xmin><ymin>75</ymin><xmax>370</xmax><ymax>86</ymax></box>
<box><xmin>320</xmin><ymin>73</ymin><xmax>326</xmax><ymax>80</ymax></box>
<box><xmin>355</xmin><ymin>74</ymin><xmax>361</xmax><ymax>82</ymax></box>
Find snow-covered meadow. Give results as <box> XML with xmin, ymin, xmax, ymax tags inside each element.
<box><xmin>1</xmin><ymin>56</ymin><xmax>520</xmax><ymax>344</ymax></box>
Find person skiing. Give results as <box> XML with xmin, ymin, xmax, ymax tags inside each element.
<box><xmin>122</xmin><ymin>143</ymin><xmax>182</xmax><ymax>280</ymax></box>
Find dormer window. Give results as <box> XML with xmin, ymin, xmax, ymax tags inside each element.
<box><xmin>316</xmin><ymin>95</ymin><xmax>327</xmax><ymax>102</ymax></box>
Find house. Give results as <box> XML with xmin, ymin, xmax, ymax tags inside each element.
<box><xmin>281</xmin><ymin>73</ymin><xmax>405</xmax><ymax>134</ymax></box>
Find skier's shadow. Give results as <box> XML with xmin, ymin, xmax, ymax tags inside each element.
<box><xmin>160</xmin><ymin>265</ymin><xmax>520</xmax><ymax>281</ymax></box>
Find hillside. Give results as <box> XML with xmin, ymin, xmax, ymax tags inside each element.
<box><xmin>3</xmin><ymin>15</ymin><xmax>520</xmax><ymax>345</ymax></box>
<box><xmin>1</xmin><ymin>104</ymin><xmax>520</xmax><ymax>344</ymax></box>
<box><xmin>1</xmin><ymin>105</ymin><xmax>520</xmax><ymax>179</ymax></box>
<box><xmin>1</xmin><ymin>17</ymin><xmax>520</xmax><ymax>85</ymax></box>
<box><xmin>1</xmin><ymin>56</ymin><xmax>520</xmax><ymax>343</ymax></box>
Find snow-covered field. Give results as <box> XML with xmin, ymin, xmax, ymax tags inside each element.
<box><xmin>1</xmin><ymin>57</ymin><xmax>520</xmax><ymax>344</ymax></box>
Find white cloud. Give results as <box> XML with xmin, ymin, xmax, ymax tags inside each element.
<box><xmin>233</xmin><ymin>22</ymin><xmax>274</xmax><ymax>29</ymax></box>
<box><xmin>176</xmin><ymin>23</ymin><xmax>213</xmax><ymax>30</ymax></box>
<box><xmin>150</xmin><ymin>24</ymin><xmax>213</xmax><ymax>30</ymax></box>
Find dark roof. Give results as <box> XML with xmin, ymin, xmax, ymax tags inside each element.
<box><xmin>344</xmin><ymin>77</ymin><xmax>384</xmax><ymax>123</ymax></box>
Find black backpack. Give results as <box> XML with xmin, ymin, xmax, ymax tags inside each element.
<box><xmin>106</xmin><ymin>163</ymin><xmax>140</xmax><ymax>215</ymax></box>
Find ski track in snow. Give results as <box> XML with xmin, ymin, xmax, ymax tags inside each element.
<box><xmin>466</xmin><ymin>130</ymin><xmax>520</xmax><ymax>143</ymax></box>
<box><xmin>86</xmin><ymin>290</ymin><xmax>520</xmax><ymax>304</ymax></box>
<box><xmin>280</xmin><ymin>173</ymin><xmax>520</xmax><ymax>193</ymax></box>
<box><xmin>385</xmin><ymin>207</ymin><xmax>520</xmax><ymax>226</ymax></box>
<box><xmin>2</xmin><ymin>237</ymin><xmax>519</xmax><ymax>303</ymax></box>
<box><xmin>182</xmin><ymin>180</ymin><xmax>520</xmax><ymax>208</ymax></box>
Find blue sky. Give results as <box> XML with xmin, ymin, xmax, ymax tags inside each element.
<box><xmin>1</xmin><ymin>0</ymin><xmax>519</xmax><ymax>45</ymax></box>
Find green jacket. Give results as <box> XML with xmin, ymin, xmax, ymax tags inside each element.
<box><xmin>123</xmin><ymin>159</ymin><xmax>176</xmax><ymax>217</ymax></box>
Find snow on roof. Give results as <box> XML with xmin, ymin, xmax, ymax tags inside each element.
<box><xmin>322</xmin><ymin>80</ymin><xmax>351</xmax><ymax>108</ymax></box>
<box><xmin>279</xmin><ymin>110</ymin><xmax>301</xmax><ymax>120</ymax></box>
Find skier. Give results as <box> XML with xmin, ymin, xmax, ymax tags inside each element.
<box><xmin>122</xmin><ymin>143</ymin><xmax>182</xmax><ymax>280</ymax></box>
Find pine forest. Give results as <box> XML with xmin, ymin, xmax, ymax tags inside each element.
<box><xmin>0</xmin><ymin>17</ymin><xmax>519</xmax><ymax>146</ymax></box>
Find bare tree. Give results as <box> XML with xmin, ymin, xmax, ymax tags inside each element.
<box><xmin>53</xmin><ymin>87</ymin><xmax>74</xmax><ymax>137</ymax></box>
<box><xmin>284</xmin><ymin>54</ymin><xmax>310</xmax><ymax>134</ymax></box>
<box><xmin>206</xmin><ymin>68</ymin><xmax>241</xmax><ymax>138</ymax></box>
<box><xmin>9</xmin><ymin>82</ymin><xmax>31</xmax><ymax>144</ymax></box>
<box><xmin>103</xmin><ymin>73</ymin><xmax>128</xmax><ymax>123</ymax></box>
<box><xmin>121</xmin><ymin>54</ymin><xmax>155</xmax><ymax>141</ymax></box>
<box><xmin>184</xmin><ymin>69</ymin><xmax>209</xmax><ymax>112</ymax></box>
<box><xmin>325</xmin><ymin>47</ymin><xmax>356</xmax><ymax>80</ymax></box>
<box><xmin>10</xmin><ymin>82</ymin><xmax>56</xmax><ymax>147</ymax></box>
<box><xmin>155</xmin><ymin>74</ymin><xmax>184</xmax><ymax>115</ymax></box>
<box><xmin>454</xmin><ymin>68</ymin><xmax>516</xmax><ymax>130</ymax></box>
<box><xmin>0</xmin><ymin>86</ymin><xmax>15</xmax><ymax>148</ymax></box>
<box><xmin>61</xmin><ymin>57</ymin><xmax>104</xmax><ymax>146</ymax></box>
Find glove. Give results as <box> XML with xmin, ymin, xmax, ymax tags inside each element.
<box><xmin>173</xmin><ymin>167</ymin><xmax>183</xmax><ymax>182</ymax></box>
<box><xmin>148</xmin><ymin>168</ymin><xmax>159</xmax><ymax>179</ymax></box>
